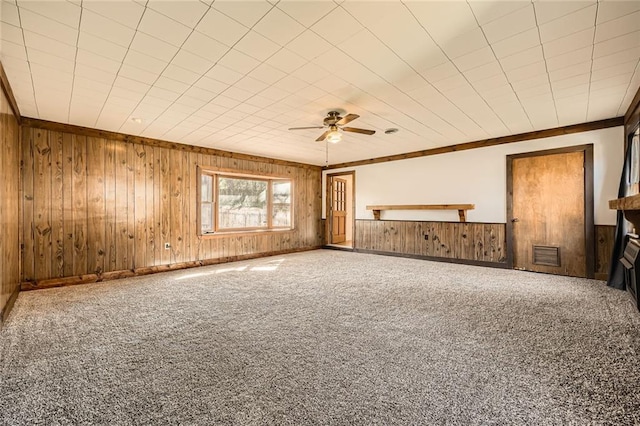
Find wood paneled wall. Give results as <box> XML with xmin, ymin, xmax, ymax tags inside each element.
<box><xmin>356</xmin><ymin>220</ymin><xmax>616</xmax><ymax>278</ymax></box>
<box><xmin>355</xmin><ymin>220</ymin><xmax>507</xmax><ymax>265</ymax></box>
<box><xmin>595</xmin><ymin>225</ymin><xmax>616</xmax><ymax>281</ymax></box>
<box><xmin>0</xmin><ymin>90</ymin><xmax>20</xmax><ymax>324</ymax></box>
<box><xmin>21</xmin><ymin>125</ymin><xmax>323</xmax><ymax>289</ymax></box>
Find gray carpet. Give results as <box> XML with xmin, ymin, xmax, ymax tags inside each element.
<box><xmin>1</xmin><ymin>250</ymin><xmax>639</xmax><ymax>425</ymax></box>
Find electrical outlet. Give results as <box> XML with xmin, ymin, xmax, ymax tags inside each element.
<box><xmin>424</xmin><ymin>234</ymin><xmax>429</xmax><ymax>241</ymax></box>
<box><xmin>164</xmin><ymin>242</ymin><xmax>171</xmax><ymax>250</ymax></box>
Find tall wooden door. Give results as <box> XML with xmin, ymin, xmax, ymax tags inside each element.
<box><xmin>509</xmin><ymin>147</ymin><xmax>593</xmax><ymax>278</ymax></box>
<box><xmin>331</xmin><ymin>178</ymin><xmax>347</xmax><ymax>244</ymax></box>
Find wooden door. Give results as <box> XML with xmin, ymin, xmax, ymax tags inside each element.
<box><xmin>331</xmin><ymin>178</ymin><xmax>347</xmax><ymax>244</ymax></box>
<box><xmin>510</xmin><ymin>149</ymin><xmax>591</xmax><ymax>278</ymax></box>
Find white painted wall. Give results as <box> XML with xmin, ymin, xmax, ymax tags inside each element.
<box><xmin>323</xmin><ymin>126</ymin><xmax>623</xmax><ymax>225</ymax></box>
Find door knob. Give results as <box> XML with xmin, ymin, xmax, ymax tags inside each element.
<box><xmin>511</xmin><ymin>218</ymin><xmax>519</xmax><ymax>222</ymax></box>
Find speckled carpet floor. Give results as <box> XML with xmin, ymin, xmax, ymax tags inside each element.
<box><xmin>1</xmin><ymin>250</ymin><xmax>640</xmax><ymax>425</ymax></box>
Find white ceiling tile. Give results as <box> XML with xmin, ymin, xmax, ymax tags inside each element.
<box><xmin>548</xmin><ymin>61</ymin><xmax>592</xmax><ymax>81</ymax></box>
<box><xmin>113</xmin><ymin>75</ymin><xmax>150</xmax><ymax>94</ymax></box>
<box><xmin>81</xmin><ymin>0</ymin><xmax>145</xmax><ymax>30</ymax></box>
<box><xmin>253</xmin><ymin>7</ymin><xmax>304</xmax><ymax>46</ymax></box>
<box><xmin>593</xmin><ymin>31</ymin><xmax>640</xmax><ymax>59</ymax></box>
<box><xmin>234</xmin><ymin>30</ymin><xmax>280</xmax><ymax>62</ymax></box>
<box><xmin>130</xmin><ymin>32</ymin><xmax>180</xmax><ymax>62</ymax></box>
<box><xmin>589</xmin><ymin>73</ymin><xmax>633</xmax><ymax>92</ymax></box>
<box><xmin>182</xmin><ymin>31</ymin><xmax>228</xmax><ymax>63</ymax></box>
<box><xmin>265</xmin><ymin>48</ymin><xmax>306</xmax><ymax>73</ymax></box>
<box><xmin>17</xmin><ymin>0</ymin><xmax>81</xmax><ymax>28</ymax></box>
<box><xmin>542</xmin><ymin>28</ymin><xmax>594</xmax><ymax>58</ymax></box>
<box><xmin>504</xmin><ymin>61</ymin><xmax>548</xmax><ymax>84</ymax></box>
<box><xmin>161</xmin><ymin>64</ymin><xmax>201</xmax><ymax>85</ymax></box>
<box><xmin>192</xmin><ymin>76</ymin><xmax>228</xmax><ymax>95</ymax></box>
<box><xmin>277</xmin><ymin>1</ymin><xmax>335</xmax><ymax>28</ymax></box>
<box><xmin>591</xmin><ymin>59</ymin><xmax>639</xmax><ymax>81</ymax></box>
<box><xmin>154</xmin><ymin>76</ymin><xmax>189</xmax><ymax>94</ymax></box>
<box><xmin>311</xmin><ymin>7</ymin><xmax>364</xmax><ymax>45</ymax></box>
<box><xmin>19</xmin><ymin>8</ymin><xmax>77</xmax><ymax>45</ymax></box>
<box><xmin>463</xmin><ymin>61</ymin><xmax>503</xmax><ymax>82</ymax></box>
<box><xmin>553</xmin><ymin>83</ymin><xmax>590</xmax><ymax>100</ymax></box>
<box><xmin>510</xmin><ymin>73</ymin><xmax>549</xmax><ymax>91</ymax></box>
<box><xmin>291</xmin><ymin>63</ymin><xmax>330</xmax><ymax>85</ymax></box>
<box><xmin>147</xmin><ymin>0</ymin><xmax>210</xmax><ymax>28</ymax></box>
<box><xmin>1</xmin><ymin>22</ymin><xmax>24</xmax><ymax>45</ymax></box>
<box><xmin>81</xmin><ymin>9</ymin><xmax>136</xmax><ymax>47</ymax></box>
<box><xmin>212</xmin><ymin>0</ymin><xmax>272</xmax><ymax>28</ymax></box>
<box><xmin>147</xmin><ymin>86</ymin><xmax>180</xmax><ymax>102</ymax></box>
<box><xmin>482</xmin><ymin>5</ymin><xmax>536</xmax><ymax>44</ymax></box>
<box><xmin>119</xmin><ymin>64</ymin><xmax>161</xmax><ymax>85</ymax></box>
<box><xmin>74</xmin><ymin>62</ymin><xmax>117</xmax><ymax>85</ymax></box>
<box><xmin>468</xmin><ymin>0</ymin><xmax>530</xmax><ymax>26</ymax></box>
<box><xmin>550</xmin><ymin>73</ymin><xmax>591</xmax><ymax>90</ymax></box>
<box><xmin>196</xmin><ymin>10</ymin><xmax>248</xmax><ymax>47</ymax></box>
<box><xmin>27</xmin><ymin>48</ymin><xmax>75</xmax><ymax>73</ymax></box>
<box><xmin>273</xmin><ymin>75</ymin><xmax>307</xmax><ymax>94</ymax></box>
<box><xmin>538</xmin><ymin>5</ymin><xmax>597</xmax><ymax>43</ymax></box>
<box><xmin>124</xmin><ymin>50</ymin><xmax>168</xmax><ymax>74</ymax></box>
<box><xmin>248</xmin><ymin>63</ymin><xmax>287</xmax><ymax>85</ymax></box>
<box><xmin>420</xmin><ymin>61</ymin><xmax>460</xmax><ymax>83</ymax></box>
<box><xmin>597</xmin><ymin>0</ymin><xmax>640</xmax><ymax>24</ymax></box>
<box><xmin>1</xmin><ymin>40</ymin><xmax>26</xmax><ymax>60</ymax></box>
<box><xmin>534</xmin><ymin>1</ymin><xmax>595</xmax><ymax>25</ymax></box>
<box><xmin>595</xmin><ymin>10</ymin><xmax>640</xmax><ymax>43</ymax></box>
<box><xmin>23</xmin><ymin>30</ymin><xmax>76</xmax><ymax>60</ymax></box>
<box><xmin>205</xmin><ymin>64</ymin><xmax>243</xmax><ymax>85</ymax></box>
<box><xmin>233</xmin><ymin>76</ymin><xmax>269</xmax><ymax>94</ymax></box>
<box><xmin>1</xmin><ymin>1</ymin><xmax>20</xmax><ymax>26</ymax></box>
<box><xmin>432</xmin><ymin>73</ymin><xmax>468</xmax><ymax>92</ymax></box>
<box><xmin>500</xmin><ymin>45</ymin><xmax>544</xmax><ymax>71</ymax></box>
<box><xmin>592</xmin><ymin>46</ymin><xmax>640</xmax><ymax>71</ymax></box>
<box><xmin>171</xmin><ymin>49</ymin><xmax>212</xmax><ymax>75</ymax></box>
<box><xmin>492</xmin><ymin>28</ymin><xmax>540</xmax><ymax>59</ymax></box>
<box><xmin>138</xmin><ymin>8</ymin><xmax>192</xmax><ymax>47</ymax></box>
<box><xmin>545</xmin><ymin>46</ymin><xmax>593</xmax><ymax>72</ymax></box>
<box><xmin>77</xmin><ymin>32</ymin><xmax>128</xmax><ymax>62</ymax></box>
<box><xmin>217</xmin><ymin>49</ymin><xmax>260</xmax><ymax>75</ymax></box>
<box><xmin>452</xmin><ymin>46</ymin><xmax>495</xmax><ymax>72</ymax></box>
<box><xmin>439</xmin><ymin>27</ymin><xmax>488</xmax><ymax>59</ymax></box>
<box><xmin>406</xmin><ymin>1</ymin><xmax>477</xmax><ymax>42</ymax></box>
<box><xmin>285</xmin><ymin>29</ymin><xmax>333</xmax><ymax>61</ymax></box>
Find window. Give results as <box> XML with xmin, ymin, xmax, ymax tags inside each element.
<box><xmin>199</xmin><ymin>170</ymin><xmax>293</xmax><ymax>235</ymax></box>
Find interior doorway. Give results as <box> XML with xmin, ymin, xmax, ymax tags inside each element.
<box><xmin>326</xmin><ymin>171</ymin><xmax>355</xmax><ymax>249</ymax></box>
<box><xmin>507</xmin><ymin>145</ymin><xmax>594</xmax><ymax>278</ymax></box>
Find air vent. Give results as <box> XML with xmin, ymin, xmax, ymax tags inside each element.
<box><xmin>532</xmin><ymin>245</ymin><xmax>561</xmax><ymax>267</ymax></box>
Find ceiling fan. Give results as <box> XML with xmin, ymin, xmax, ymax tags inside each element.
<box><xmin>288</xmin><ymin>111</ymin><xmax>376</xmax><ymax>143</ymax></box>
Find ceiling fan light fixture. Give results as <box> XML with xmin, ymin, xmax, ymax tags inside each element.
<box><xmin>327</xmin><ymin>125</ymin><xmax>342</xmax><ymax>143</ymax></box>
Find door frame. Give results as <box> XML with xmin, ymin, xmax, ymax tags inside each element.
<box><xmin>325</xmin><ymin>171</ymin><xmax>356</xmax><ymax>246</ymax></box>
<box><xmin>506</xmin><ymin>144</ymin><xmax>595</xmax><ymax>278</ymax></box>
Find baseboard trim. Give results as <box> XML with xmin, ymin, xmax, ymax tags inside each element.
<box><xmin>21</xmin><ymin>246</ymin><xmax>323</xmax><ymax>291</ymax></box>
<box><xmin>0</xmin><ymin>286</ymin><xmax>20</xmax><ymax>328</ymax></box>
<box><xmin>323</xmin><ymin>244</ymin><xmax>354</xmax><ymax>251</ymax></box>
<box><xmin>595</xmin><ymin>272</ymin><xmax>608</xmax><ymax>281</ymax></box>
<box><xmin>353</xmin><ymin>248</ymin><xmax>509</xmax><ymax>269</ymax></box>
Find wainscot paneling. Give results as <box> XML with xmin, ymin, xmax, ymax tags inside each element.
<box><xmin>355</xmin><ymin>220</ymin><xmax>506</xmax><ymax>266</ymax></box>
<box><xmin>0</xmin><ymin>82</ymin><xmax>20</xmax><ymax>325</ymax></box>
<box><xmin>21</xmin><ymin>126</ymin><xmax>324</xmax><ymax>290</ymax></box>
<box><xmin>595</xmin><ymin>225</ymin><xmax>616</xmax><ymax>281</ymax></box>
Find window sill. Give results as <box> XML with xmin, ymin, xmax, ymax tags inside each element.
<box><xmin>199</xmin><ymin>228</ymin><xmax>295</xmax><ymax>239</ymax></box>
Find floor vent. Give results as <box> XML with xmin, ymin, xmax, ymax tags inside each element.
<box><xmin>532</xmin><ymin>245</ymin><xmax>561</xmax><ymax>267</ymax></box>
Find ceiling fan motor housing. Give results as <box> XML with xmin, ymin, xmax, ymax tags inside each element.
<box><xmin>323</xmin><ymin>111</ymin><xmax>342</xmax><ymax>126</ymax></box>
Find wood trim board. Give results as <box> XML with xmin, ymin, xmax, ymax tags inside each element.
<box><xmin>325</xmin><ymin>117</ymin><xmax>623</xmax><ymax>169</ymax></box>
<box><xmin>0</xmin><ymin>61</ymin><xmax>20</xmax><ymax>124</ymax></box>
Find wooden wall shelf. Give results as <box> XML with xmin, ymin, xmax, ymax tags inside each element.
<box><xmin>366</xmin><ymin>204</ymin><xmax>475</xmax><ymax>222</ymax></box>
<box><xmin>609</xmin><ymin>194</ymin><xmax>640</xmax><ymax>231</ymax></box>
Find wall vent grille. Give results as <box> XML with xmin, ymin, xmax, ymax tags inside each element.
<box><xmin>532</xmin><ymin>245</ymin><xmax>561</xmax><ymax>267</ymax></box>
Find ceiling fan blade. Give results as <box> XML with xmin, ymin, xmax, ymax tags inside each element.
<box><xmin>288</xmin><ymin>126</ymin><xmax>325</xmax><ymax>130</ymax></box>
<box><xmin>315</xmin><ymin>130</ymin><xmax>330</xmax><ymax>142</ymax></box>
<box><xmin>336</xmin><ymin>113</ymin><xmax>359</xmax><ymax>126</ymax></box>
<box><xmin>342</xmin><ymin>127</ymin><xmax>376</xmax><ymax>135</ymax></box>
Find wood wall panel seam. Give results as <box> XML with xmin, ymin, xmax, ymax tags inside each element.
<box><xmin>325</xmin><ymin>117</ymin><xmax>623</xmax><ymax>169</ymax></box>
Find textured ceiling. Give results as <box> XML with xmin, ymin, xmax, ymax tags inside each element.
<box><xmin>1</xmin><ymin>0</ymin><xmax>639</xmax><ymax>166</ymax></box>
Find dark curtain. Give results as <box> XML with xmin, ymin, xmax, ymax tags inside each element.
<box><xmin>607</xmin><ymin>139</ymin><xmax>633</xmax><ymax>289</ymax></box>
